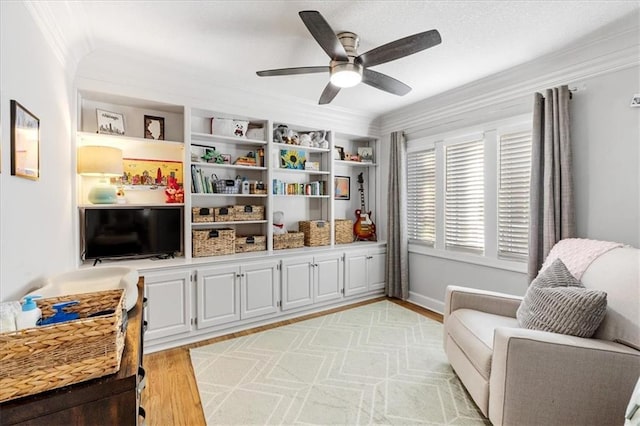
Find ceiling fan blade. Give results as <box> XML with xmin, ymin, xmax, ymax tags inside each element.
<box><xmin>357</xmin><ymin>29</ymin><xmax>441</xmax><ymax>68</ymax></box>
<box><xmin>362</xmin><ymin>69</ymin><xmax>411</xmax><ymax>96</ymax></box>
<box><xmin>256</xmin><ymin>66</ymin><xmax>329</xmax><ymax>77</ymax></box>
<box><xmin>299</xmin><ymin>11</ymin><xmax>348</xmax><ymax>61</ymax></box>
<box><xmin>319</xmin><ymin>82</ymin><xmax>341</xmax><ymax>105</ymax></box>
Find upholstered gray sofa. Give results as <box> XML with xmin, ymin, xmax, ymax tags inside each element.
<box><xmin>444</xmin><ymin>244</ymin><xmax>640</xmax><ymax>426</ymax></box>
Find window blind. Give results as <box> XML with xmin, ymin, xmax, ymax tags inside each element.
<box><xmin>407</xmin><ymin>149</ymin><xmax>435</xmax><ymax>244</ymax></box>
<box><xmin>498</xmin><ymin>131</ymin><xmax>532</xmax><ymax>259</ymax></box>
<box><xmin>445</xmin><ymin>139</ymin><xmax>484</xmax><ymax>252</ymax></box>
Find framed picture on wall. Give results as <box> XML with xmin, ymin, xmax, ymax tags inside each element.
<box><xmin>144</xmin><ymin>115</ymin><xmax>165</xmax><ymax>140</ymax></box>
<box><xmin>96</xmin><ymin>109</ymin><xmax>125</xmax><ymax>136</ymax></box>
<box><xmin>334</xmin><ymin>175</ymin><xmax>350</xmax><ymax>200</ymax></box>
<box><xmin>10</xmin><ymin>100</ymin><xmax>39</xmax><ymax>180</ymax></box>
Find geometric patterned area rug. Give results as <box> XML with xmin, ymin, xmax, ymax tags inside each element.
<box><xmin>190</xmin><ymin>301</ymin><xmax>489</xmax><ymax>425</ymax></box>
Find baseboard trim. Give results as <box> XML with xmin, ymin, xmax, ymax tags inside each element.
<box><xmin>408</xmin><ymin>291</ymin><xmax>445</xmax><ymax>315</ymax></box>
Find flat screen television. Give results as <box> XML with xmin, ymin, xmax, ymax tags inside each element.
<box><xmin>81</xmin><ymin>207</ymin><xmax>183</xmax><ymax>261</ymax></box>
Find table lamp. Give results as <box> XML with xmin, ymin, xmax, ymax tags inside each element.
<box><xmin>77</xmin><ymin>146</ymin><xmax>124</xmax><ymax>204</ymax></box>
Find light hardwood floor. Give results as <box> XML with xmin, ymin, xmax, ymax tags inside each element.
<box><xmin>140</xmin><ymin>297</ymin><xmax>443</xmax><ymax>425</ymax></box>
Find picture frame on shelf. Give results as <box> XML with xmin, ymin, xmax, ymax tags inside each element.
<box><xmin>96</xmin><ymin>108</ymin><xmax>125</xmax><ymax>136</ymax></box>
<box><xmin>144</xmin><ymin>115</ymin><xmax>165</xmax><ymax>140</ymax></box>
<box><xmin>280</xmin><ymin>149</ymin><xmax>306</xmax><ymax>169</ymax></box>
<box><xmin>118</xmin><ymin>158</ymin><xmax>183</xmax><ymax>186</ymax></box>
<box><xmin>358</xmin><ymin>147</ymin><xmax>374</xmax><ymax>163</ymax></box>
<box><xmin>10</xmin><ymin>100</ymin><xmax>39</xmax><ymax>180</ymax></box>
<box><xmin>334</xmin><ymin>145</ymin><xmax>345</xmax><ymax>160</ymax></box>
<box><xmin>334</xmin><ymin>175</ymin><xmax>350</xmax><ymax>200</ymax></box>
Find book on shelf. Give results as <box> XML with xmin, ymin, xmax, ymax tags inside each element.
<box><xmin>272</xmin><ymin>179</ymin><xmax>326</xmax><ymax>196</ymax></box>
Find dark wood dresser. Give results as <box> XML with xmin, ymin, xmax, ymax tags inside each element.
<box><xmin>0</xmin><ymin>278</ymin><xmax>147</xmax><ymax>425</ymax></box>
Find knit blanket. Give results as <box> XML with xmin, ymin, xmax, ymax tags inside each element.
<box><xmin>540</xmin><ymin>238</ymin><xmax>624</xmax><ymax>280</ymax></box>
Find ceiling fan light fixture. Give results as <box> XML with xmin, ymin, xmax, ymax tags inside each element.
<box><xmin>330</xmin><ymin>62</ymin><xmax>362</xmax><ymax>88</ymax></box>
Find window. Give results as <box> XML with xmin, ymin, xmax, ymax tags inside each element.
<box><xmin>406</xmin><ymin>116</ymin><xmax>532</xmax><ymax>267</ymax></box>
<box><xmin>407</xmin><ymin>149</ymin><xmax>435</xmax><ymax>244</ymax></box>
<box><xmin>498</xmin><ymin>131</ymin><xmax>532</xmax><ymax>259</ymax></box>
<box><xmin>445</xmin><ymin>139</ymin><xmax>484</xmax><ymax>253</ymax></box>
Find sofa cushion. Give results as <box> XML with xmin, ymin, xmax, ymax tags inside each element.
<box><xmin>447</xmin><ymin>308</ymin><xmax>519</xmax><ymax>380</ymax></box>
<box><xmin>517</xmin><ymin>259</ymin><xmax>607</xmax><ymax>338</ymax></box>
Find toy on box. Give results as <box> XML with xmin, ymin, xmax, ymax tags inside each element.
<box><xmin>273</xmin><ymin>211</ymin><xmax>287</xmax><ymax>235</ymax></box>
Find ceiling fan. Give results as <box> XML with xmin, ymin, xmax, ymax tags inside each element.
<box><xmin>256</xmin><ymin>10</ymin><xmax>441</xmax><ymax>105</ymax></box>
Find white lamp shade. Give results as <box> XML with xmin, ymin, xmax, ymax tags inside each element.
<box><xmin>77</xmin><ymin>146</ymin><xmax>124</xmax><ymax>176</ymax></box>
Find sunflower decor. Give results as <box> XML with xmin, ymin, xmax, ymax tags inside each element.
<box><xmin>280</xmin><ymin>149</ymin><xmax>306</xmax><ymax>170</ymax></box>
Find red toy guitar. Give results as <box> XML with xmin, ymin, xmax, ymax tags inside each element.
<box><xmin>353</xmin><ymin>172</ymin><xmax>377</xmax><ymax>241</ymax></box>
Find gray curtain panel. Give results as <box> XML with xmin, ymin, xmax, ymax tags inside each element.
<box><xmin>528</xmin><ymin>85</ymin><xmax>576</xmax><ymax>281</ymax></box>
<box><xmin>386</xmin><ymin>131</ymin><xmax>409</xmax><ymax>299</ymax></box>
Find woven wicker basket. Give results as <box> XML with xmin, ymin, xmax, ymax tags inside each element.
<box><xmin>192</xmin><ymin>228</ymin><xmax>235</xmax><ymax>257</ymax></box>
<box><xmin>334</xmin><ymin>219</ymin><xmax>354</xmax><ymax>244</ymax></box>
<box><xmin>233</xmin><ymin>205</ymin><xmax>265</xmax><ymax>221</ymax></box>
<box><xmin>213</xmin><ymin>206</ymin><xmax>235</xmax><ymax>222</ymax></box>
<box><xmin>235</xmin><ymin>235</ymin><xmax>266</xmax><ymax>253</ymax></box>
<box><xmin>273</xmin><ymin>232</ymin><xmax>305</xmax><ymax>250</ymax></box>
<box><xmin>299</xmin><ymin>220</ymin><xmax>331</xmax><ymax>246</ymax></box>
<box><xmin>213</xmin><ymin>178</ymin><xmax>241</xmax><ymax>194</ymax></box>
<box><xmin>192</xmin><ymin>207</ymin><xmax>214</xmax><ymax>223</ymax></box>
<box><xmin>0</xmin><ymin>289</ymin><xmax>126</xmax><ymax>402</ymax></box>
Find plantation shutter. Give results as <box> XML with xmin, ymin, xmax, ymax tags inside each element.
<box><xmin>407</xmin><ymin>149</ymin><xmax>435</xmax><ymax>244</ymax></box>
<box><xmin>445</xmin><ymin>139</ymin><xmax>484</xmax><ymax>252</ymax></box>
<box><xmin>498</xmin><ymin>131</ymin><xmax>532</xmax><ymax>259</ymax></box>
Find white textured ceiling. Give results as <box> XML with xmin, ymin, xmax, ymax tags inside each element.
<box><xmin>42</xmin><ymin>1</ymin><xmax>639</xmax><ymax>117</ymax></box>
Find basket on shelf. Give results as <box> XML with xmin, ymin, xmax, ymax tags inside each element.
<box><xmin>192</xmin><ymin>228</ymin><xmax>235</xmax><ymax>257</ymax></box>
<box><xmin>273</xmin><ymin>232</ymin><xmax>305</xmax><ymax>250</ymax></box>
<box><xmin>213</xmin><ymin>177</ymin><xmax>241</xmax><ymax>194</ymax></box>
<box><xmin>233</xmin><ymin>205</ymin><xmax>264</xmax><ymax>221</ymax></box>
<box><xmin>213</xmin><ymin>206</ymin><xmax>235</xmax><ymax>222</ymax></box>
<box><xmin>299</xmin><ymin>220</ymin><xmax>331</xmax><ymax>247</ymax></box>
<box><xmin>334</xmin><ymin>219</ymin><xmax>354</xmax><ymax>244</ymax></box>
<box><xmin>0</xmin><ymin>289</ymin><xmax>126</xmax><ymax>403</ymax></box>
<box><xmin>235</xmin><ymin>235</ymin><xmax>267</xmax><ymax>253</ymax></box>
<box><xmin>250</xmin><ymin>182</ymin><xmax>268</xmax><ymax>195</ymax></box>
<box><xmin>192</xmin><ymin>207</ymin><xmax>214</xmax><ymax>223</ymax></box>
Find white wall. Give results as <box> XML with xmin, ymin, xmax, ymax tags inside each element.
<box><xmin>572</xmin><ymin>66</ymin><xmax>640</xmax><ymax>246</ymax></box>
<box><xmin>376</xmin><ymin>12</ymin><xmax>639</xmax><ymax>313</ymax></box>
<box><xmin>0</xmin><ymin>2</ymin><xmax>75</xmax><ymax>301</ymax></box>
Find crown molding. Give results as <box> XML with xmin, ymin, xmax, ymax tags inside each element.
<box><xmin>376</xmin><ymin>14</ymin><xmax>640</xmax><ymax>135</ymax></box>
<box><xmin>24</xmin><ymin>1</ymin><xmax>93</xmax><ymax>74</ymax></box>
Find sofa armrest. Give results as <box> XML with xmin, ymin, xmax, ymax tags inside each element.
<box><xmin>444</xmin><ymin>285</ymin><xmax>522</xmax><ymax>322</ymax></box>
<box><xmin>489</xmin><ymin>327</ymin><xmax>640</xmax><ymax>426</ymax></box>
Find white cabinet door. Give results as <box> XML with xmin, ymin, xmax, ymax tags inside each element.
<box><xmin>241</xmin><ymin>260</ymin><xmax>279</xmax><ymax>320</ymax></box>
<box><xmin>196</xmin><ymin>265</ymin><xmax>240</xmax><ymax>329</ymax></box>
<box><xmin>314</xmin><ymin>252</ymin><xmax>343</xmax><ymax>303</ymax></box>
<box><xmin>344</xmin><ymin>251</ymin><xmax>368</xmax><ymax>296</ymax></box>
<box><xmin>144</xmin><ymin>270</ymin><xmax>191</xmax><ymax>341</ymax></box>
<box><xmin>281</xmin><ymin>256</ymin><xmax>314</xmax><ymax>311</ymax></box>
<box><xmin>367</xmin><ymin>248</ymin><xmax>386</xmax><ymax>291</ymax></box>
